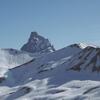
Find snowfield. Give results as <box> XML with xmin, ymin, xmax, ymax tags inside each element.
<box><xmin>0</xmin><ymin>32</ymin><xmax>100</xmax><ymax>100</ymax></box>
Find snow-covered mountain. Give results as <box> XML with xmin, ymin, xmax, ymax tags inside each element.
<box><xmin>66</xmin><ymin>46</ymin><xmax>100</xmax><ymax>72</ymax></box>
<box><xmin>0</xmin><ymin>33</ymin><xmax>100</xmax><ymax>100</ymax></box>
<box><xmin>21</xmin><ymin>32</ymin><xmax>55</xmax><ymax>53</ymax></box>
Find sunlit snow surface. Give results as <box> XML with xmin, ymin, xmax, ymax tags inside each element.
<box><xmin>0</xmin><ymin>44</ymin><xmax>100</xmax><ymax>100</ymax></box>
<box><xmin>1</xmin><ymin>80</ymin><xmax>100</xmax><ymax>100</ymax></box>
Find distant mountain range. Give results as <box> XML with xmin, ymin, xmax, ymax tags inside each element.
<box><xmin>0</xmin><ymin>32</ymin><xmax>100</xmax><ymax>100</ymax></box>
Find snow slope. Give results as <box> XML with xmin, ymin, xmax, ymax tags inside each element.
<box><xmin>0</xmin><ymin>48</ymin><xmax>34</xmax><ymax>77</ymax></box>
<box><xmin>0</xmin><ymin>48</ymin><xmax>34</xmax><ymax>68</ymax></box>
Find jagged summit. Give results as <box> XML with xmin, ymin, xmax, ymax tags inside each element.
<box><xmin>21</xmin><ymin>32</ymin><xmax>55</xmax><ymax>53</ymax></box>
<box><xmin>30</xmin><ymin>31</ymin><xmax>38</xmax><ymax>37</ymax></box>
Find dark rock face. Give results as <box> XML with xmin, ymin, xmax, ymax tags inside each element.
<box><xmin>67</xmin><ymin>46</ymin><xmax>100</xmax><ymax>72</ymax></box>
<box><xmin>21</xmin><ymin>32</ymin><xmax>55</xmax><ymax>53</ymax></box>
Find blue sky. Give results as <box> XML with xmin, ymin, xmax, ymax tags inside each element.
<box><xmin>0</xmin><ymin>0</ymin><xmax>100</xmax><ymax>49</ymax></box>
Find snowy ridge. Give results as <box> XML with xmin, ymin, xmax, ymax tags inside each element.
<box><xmin>69</xmin><ymin>42</ymin><xmax>98</xmax><ymax>49</ymax></box>
<box><xmin>69</xmin><ymin>43</ymin><xmax>87</xmax><ymax>49</ymax></box>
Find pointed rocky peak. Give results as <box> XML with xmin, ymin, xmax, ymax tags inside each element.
<box><xmin>21</xmin><ymin>32</ymin><xmax>55</xmax><ymax>53</ymax></box>
<box><xmin>30</xmin><ymin>31</ymin><xmax>38</xmax><ymax>37</ymax></box>
<box><xmin>28</xmin><ymin>32</ymin><xmax>39</xmax><ymax>43</ymax></box>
